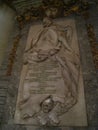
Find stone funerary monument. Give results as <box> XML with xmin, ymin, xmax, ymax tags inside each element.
<box><xmin>14</xmin><ymin>18</ymin><xmax>87</xmax><ymax>126</ymax></box>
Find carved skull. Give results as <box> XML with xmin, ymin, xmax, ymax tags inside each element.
<box><xmin>41</xmin><ymin>96</ymin><xmax>54</xmax><ymax>113</ymax></box>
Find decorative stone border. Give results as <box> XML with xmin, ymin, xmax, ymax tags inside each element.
<box><xmin>2</xmin><ymin>23</ymin><xmax>31</xmax><ymax>123</ymax></box>
<box><xmin>75</xmin><ymin>16</ymin><xmax>98</xmax><ymax>125</ymax></box>
<box><xmin>86</xmin><ymin>24</ymin><xmax>98</xmax><ymax>69</ymax></box>
<box><xmin>6</xmin><ymin>35</ymin><xmax>21</xmax><ymax>76</ymax></box>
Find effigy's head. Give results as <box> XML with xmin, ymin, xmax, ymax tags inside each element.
<box><xmin>43</xmin><ymin>17</ymin><xmax>53</xmax><ymax>27</ymax></box>
<box><xmin>41</xmin><ymin>96</ymin><xmax>54</xmax><ymax>113</ymax></box>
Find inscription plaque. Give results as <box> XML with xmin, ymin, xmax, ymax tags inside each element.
<box><xmin>14</xmin><ymin>18</ymin><xmax>87</xmax><ymax>126</ymax></box>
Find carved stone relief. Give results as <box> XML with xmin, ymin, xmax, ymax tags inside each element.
<box><xmin>14</xmin><ymin>18</ymin><xmax>87</xmax><ymax>126</ymax></box>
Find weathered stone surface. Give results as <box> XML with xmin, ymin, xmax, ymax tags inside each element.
<box><xmin>1</xmin><ymin>125</ymin><xmax>27</xmax><ymax>130</ymax></box>
<box><xmin>75</xmin><ymin>16</ymin><xmax>98</xmax><ymax>126</ymax></box>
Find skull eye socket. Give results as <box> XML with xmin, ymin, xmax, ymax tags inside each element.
<box><xmin>40</xmin><ymin>96</ymin><xmax>54</xmax><ymax>113</ymax></box>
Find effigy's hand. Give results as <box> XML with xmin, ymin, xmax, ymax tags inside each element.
<box><xmin>37</xmin><ymin>50</ymin><xmax>48</xmax><ymax>61</ymax></box>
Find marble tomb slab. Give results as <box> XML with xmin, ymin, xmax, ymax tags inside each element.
<box><xmin>14</xmin><ymin>18</ymin><xmax>87</xmax><ymax>126</ymax></box>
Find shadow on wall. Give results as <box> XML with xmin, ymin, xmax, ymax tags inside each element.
<box><xmin>0</xmin><ymin>4</ymin><xmax>15</xmax><ymax>66</ymax></box>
